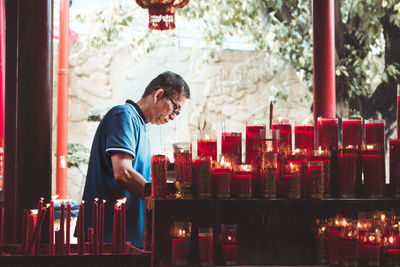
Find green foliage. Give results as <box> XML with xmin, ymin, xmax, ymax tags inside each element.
<box><xmin>67</xmin><ymin>143</ymin><xmax>90</xmax><ymax>167</ymax></box>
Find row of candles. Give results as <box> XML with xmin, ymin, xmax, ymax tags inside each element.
<box><xmin>171</xmin><ymin>222</ymin><xmax>237</xmax><ymax>266</ymax></box>
<box><xmin>152</xmin><ymin>115</ymin><xmax>400</xmax><ymax>199</ymax></box>
<box><xmin>0</xmin><ymin>197</ymin><xmax>127</xmax><ymax>256</ymax></box>
<box><xmin>316</xmin><ymin>211</ymin><xmax>400</xmax><ymax>266</ymax></box>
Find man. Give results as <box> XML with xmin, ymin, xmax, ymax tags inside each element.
<box><xmin>80</xmin><ymin>71</ymin><xmax>190</xmax><ymax>249</ymax></box>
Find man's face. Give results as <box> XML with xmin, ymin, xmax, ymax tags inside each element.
<box><xmin>152</xmin><ymin>93</ymin><xmax>186</xmax><ymax>125</ymax></box>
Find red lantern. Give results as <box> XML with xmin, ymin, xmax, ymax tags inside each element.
<box><xmin>135</xmin><ymin>0</ymin><xmax>190</xmax><ymax>30</ymax></box>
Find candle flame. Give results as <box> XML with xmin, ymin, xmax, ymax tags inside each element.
<box><xmin>367</xmin><ymin>145</ymin><xmax>375</xmax><ymax>150</ymax></box>
<box><xmin>46</xmin><ymin>204</ymin><xmax>50</xmax><ymax>208</ymax></box>
<box><xmin>342</xmin><ymin>219</ymin><xmax>347</xmax><ymax>227</ymax></box>
<box><xmin>94</xmin><ymin>198</ymin><xmax>99</xmax><ymax>202</ymax></box>
<box><xmin>81</xmin><ymin>200</ymin><xmax>85</xmax><ymax>205</ymax></box>
<box><xmin>51</xmin><ymin>195</ymin><xmax>59</xmax><ymax>200</ymax></box>
<box><xmin>221</xmin><ymin>156</ymin><xmax>225</xmax><ymax>165</ymax></box>
<box><xmin>369</xmin><ymin>235</ymin><xmax>375</xmax><ymax>242</ymax></box>
<box><xmin>40</xmin><ymin>197</ymin><xmax>44</xmax><ymax>201</ymax></box>
<box><xmin>348</xmin><ymin>231</ymin><xmax>352</xmax><ymax>237</ymax></box>
<box><xmin>228</xmin><ymin>235</ymin><xmax>232</xmax><ymax>241</ymax></box>
<box><xmin>381</xmin><ymin>214</ymin><xmax>386</xmax><ymax>221</ymax></box>
<box><xmin>294</xmin><ymin>148</ymin><xmax>301</xmax><ymax>154</ymax></box>
<box><xmin>357</xmin><ymin>222</ymin><xmax>361</xmax><ymax>228</ymax></box>
<box><xmin>205</xmin><ymin>135</ymin><xmax>210</xmax><ymax>140</ymax></box>
<box><xmin>103</xmin><ymin>200</ymin><xmax>106</xmax><ymax>204</ymax></box>
<box><xmin>240</xmin><ymin>164</ymin><xmax>251</xmax><ymax>171</ymax></box>
<box><xmin>335</xmin><ymin>220</ymin><xmax>339</xmax><ymax>226</ymax></box>
<box><xmin>303</xmin><ymin>119</ymin><xmax>308</xmax><ymax>126</ymax></box>
<box><xmin>178</xmin><ymin>229</ymin><xmax>186</xmax><ymax>237</ymax></box>
<box><xmin>346</xmin><ymin>145</ymin><xmax>354</xmax><ymax>149</ymax></box>
<box><xmin>389</xmin><ymin>236</ymin><xmax>395</xmax><ymax>244</ymax></box>
<box><xmin>30</xmin><ymin>209</ymin><xmax>38</xmax><ymax>215</ymax></box>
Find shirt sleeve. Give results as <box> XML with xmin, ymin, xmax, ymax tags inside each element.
<box><xmin>105</xmin><ymin>112</ymin><xmax>138</xmax><ymax>158</ymax></box>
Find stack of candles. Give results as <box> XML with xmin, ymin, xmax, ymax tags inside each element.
<box><xmin>316</xmin><ymin>212</ymin><xmax>400</xmax><ymax>266</ymax></box>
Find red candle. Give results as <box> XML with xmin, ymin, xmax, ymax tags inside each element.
<box><xmin>260</xmin><ymin>151</ymin><xmax>278</xmax><ymax>198</ymax></box>
<box><xmin>233</xmin><ymin>165</ymin><xmax>253</xmax><ymax>198</ymax></box>
<box><xmin>87</xmin><ymin>227</ymin><xmax>93</xmax><ymax>254</ymax></box>
<box><xmin>317</xmin><ymin>117</ymin><xmax>338</xmax><ymax>150</ymax></box>
<box><xmin>49</xmin><ymin>199</ymin><xmax>54</xmax><ymax>255</ymax></box>
<box><xmin>359</xmin><ymin>230</ymin><xmax>382</xmax><ymax>266</ymax></box>
<box><xmin>221</xmin><ymin>132</ymin><xmax>242</xmax><ymax>165</ymax></box>
<box><xmin>327</xmin><ymin>220</ymin><xmax>344</xmax><ymax>265</ymax></box>
<box><xmin>197</xmin><ymin>139</ymin><xmax>217</xmax><ymax>161</ymax></box>
<box><xmin>221</xmin><ymin>224</ymin><xmax>238</xmax><ymax>265</ymax></box>
<box><xmin>194</xmin><ymin>157</ymin><xmax>212</xmax><ymax>199</ymax></box>
<box><xmin>199</xmin><ymin>227</ymin><xmax>213</xmax><ymax>265</ymax></box>
<box><xmin>342</xmin><ymin>118</ymin><xmax>362</xmax><ymax>147</ymax></box>
<box><xmin>338</xmin><ymin>227</ymin><xmax>359</xmax><ymax>266</ymax></box>
<box><xmin>112</xmin><ymin>203</ymin><xmax>120</xmax><ymax>254</ymax></box>
<box><xmin>120</xmin><ymin>199</ymin><xmax>126</xmax><ymax>254</ymax></box>
<box><xmin>93</xmin><ymin>199</ymin><xmax>98</xmax><ymax>254</ymax></box>
<box><xmin>173</xmin><ymin>142</ymin><xmax>192</xmax><ymax>199</ymax></box>
<box><xmin>60</xmin><ymin>202</ymin><xmax>65</xmax><ymax>254</ymax></box>
<box><xmin>306</xmin><ymin>161</ymin><xmax>324</xmax><ymax>198</ymax></box>
<box><xmin>0</xmin><ymin>206</ymin><xmax>3</xmax><ymax>256</ymax></box>
<box><xmin>281</xmin><ymin>161</ymin><xmax>301</xmax><ymax>198</ymax></box>
<box><xmin>315</xmin><ymin>220</ymin><xmax>328</xmax><ymax>264</ymax></box>
<box><xmin>26</xmin><ymin>207</ymin><xmax>47</xmax><ymax>256</ymax></box>
<box><xmin>171</xmin><ymin>222</ymin><xmax>191</xmax><ymax>266</ymax></box>
<box><xmin>294</xmin><ymin>124</ymin><xmax>314</xmax><ymax>158</ymax></box>
<box><xmin>99</xmin><ymin>200</ymin><xmax>105</xmax><ymax>255</ymax></box>
<box><xmin>27</xmin><ymin>209</ymin><xmax>38</xmax><ymax>255</ymax></box>
<box><xmin>365</xmin><ymin>120</ymin><xmax>385</xmax><ymax>145</ymax></box>
<box><xmin>22</xmin><ymin>209</ymin><xmax>29</xmax><ymax>254</ymax></box>
<box><xmin>383</xmin><ymin>227</ymin><xmax>400</xmax><ymax>266</ymax></box>
<box><xmin>151</xmin><ymin>155</ymin><xmax>169</xmax><ymax>198</ymax></box>
<box><xmin>397</xmin><ymin>84</ymin><xmax>400</xmax><ymax>138</ymax></box>
<box><xmin>55</xmin><ymin>230</ymin><xmax>61</xmax><ymax>255</ymax></box>
<box><xmin>78</xmin><ymin>200</ymin><xmax>84</xmax><ymax>254</ymax></box>
<box><xmin>312</xmin><ymin>149</ymin><xmax>332</xmax><ymax>197</ymax></box>
<box><xmin>338</xmin><ymin>146</ymin><xmax>357</xmax><ymax>198</ymax></box>
<box><xmin>213</xmin><ymin>167</ymin><xmax>231</xmax><ymax>199</ymax></box>
<box><xmin>66</xmin><ymin>201</ymin><xmax>71</xmax><ymax>255</ymax></box>
<box><xmin>390</xmin><ymin>139</ymin><xmax>400</xmax><ymax>198</ymax></box>
<box><xmin>272</xmin><ymin>119</ymin><xmax>292</xmax><ymax>153</ymax></box>
<box><xmin>35</xmin><ymin>198</ymin><xmax>43</xmax><ymax>253</ymax></box>
<box><xmin>362</xmin><ymin>144</ymin><xmax>384</xmax><ymax>198</ymax></box>
<box><xmin>245</xmin><ymin>124</ymin><xmax>266</xmax><ymax>165</ymax></box>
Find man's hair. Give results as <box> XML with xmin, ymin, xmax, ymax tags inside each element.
<box><xmin>142</xmin><ymin>71</ymin><xmax>190</xmax><ymax>99</ymax></box>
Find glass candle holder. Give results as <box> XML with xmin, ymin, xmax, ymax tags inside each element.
<box><xmin>280</xmin><ymin>161</ymin><xmax>301</xmax><ymax>199</ymax></box>
<box><xmin>220</xmin><ymin>224</ymin><xmax>238</xmax><ymax>265</ymax></box>
<box><xmin>306</xmin><ymin>161</ymin><xmax>324</xmax><ymax>199</ymax></box>
<box><xmin>264</xmin><ymin>128</ymin><xmax>280</xmax><ymax>153</ymax></box>
<box><xmin>338</xmin><ymin>145</ymin><xmax>358</xmax><ymax>198</ymax></box>
<box><xmin>213</xmin><ymin>158</ymin><xmax>232</xmax><ymax>199</ymax></box>
<box><xmin>198</xmin><ymin>227</ymin><xmax>214</xmax><ymax>266</ymax></box>
<box><xmin>245</xmin><ymin>123</ymin><xmax>266</xmax><ymax>165</ymax></box>
<box><xmin>383</xmin><ymin>225</ymin><xmax>400</xmax><ymax>266</ymax></box>
<box><xmin>171</xmin><ymin>222</ymin><xmax>191</xmax><ymax>266</ymax></box>
<box><xmin>315</xmin><ymin>219</ymin><xmax>328</xmax><ymax>265</ymax></box>
<box><xmin>233</xmin><ymin>165</ymin><xmax>253</xmax><ymax>198</ymax></box>
<box><xmin>327</xmin><ymin>218</ymin><xmax>345</xmax><ymax>265</ymax></box>
<box><xmin>342</xmin><ymin>118</ymin><xmax>363</xmax><ymax>147</ymax></box>
<box><xmin>294</xmin><ymin>120</ymin><xmax>314</xmax><ymax>158</ymax></box>
<box><xmin>151</xmin><ymin>155</ymin><xmax>169</xmax><ymax>198</ymax></box>
<box><xmin>359</xmin><ymin>228</ymin><xmax>382</xmax><ymax>266</ymax></box>
<box><xmin>390</xmin><ymin>139</ymin><xmax>400</xmax><ymax>198</ymax></box>
<box><xmin>221</xmin><ymin>132</ymin><xmax>242</xmax><ymax>165</ymax></box>
<box><xmin>317</xmin><ymin>117</ymin><xmax>338</xmax><ymax>151</ymax></box>
<box><xmin>194</xmin><ymin>157</ymin><xmax>212</xmax><ymax>199</ymax></box>
<box><xmin>272</xmin><ymin>119</ymin><xmax>292</xmax><ymax>154</ymax></box>
<box><xmin>338</xmin><ymin>223</ymin><xmax>359</xmax><ymax>266</ymax></box>
<box><xmin>365</xmin><ymin>120</ymin><xmax>385</xmax><ymax>146</ymax></box>
<box><xmin>312</xmin><ymin>148</ymin><xmax>331</xmax><ymax>197</ymax></box>
<box><xmin>260</xmin><ymin>150</ymin><xmax>278</xmax><ymax>198</ymax></box>
<box><xmin>362</xmin><ymin>144</ymin><xmax>384</xmax><ymax>198</ymax></box>
<box><xmin>197</xmin><ymin>138</ymin><xmax>217</xmax><ymax>161</ymax></box>
<box><xmin>173</xmin><ymin>142</ymin><xmax>193</xmax><ymax>199</ymax></box>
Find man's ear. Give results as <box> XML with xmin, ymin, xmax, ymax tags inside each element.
<box><xmin>153</xmin><ymin>88</ymin><xmax>164</xmax><ymax>103</ymax></box>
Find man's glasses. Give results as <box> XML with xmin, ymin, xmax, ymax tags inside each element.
<box><xmin>167</xmin><ymin>96</ymin><xmax>180</xmax><ymax>116</ymax></box>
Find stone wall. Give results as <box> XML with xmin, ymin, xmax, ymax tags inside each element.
<box><xmin>52</xmin><ymin>43</ymin><xmax>312</xmax><ymax>201</ymax></box>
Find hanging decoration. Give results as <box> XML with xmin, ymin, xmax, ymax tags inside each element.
<box><xmin>135</xmin><ymin>0</ymin><xmax>190</xmax><ymax>30</ymax></box>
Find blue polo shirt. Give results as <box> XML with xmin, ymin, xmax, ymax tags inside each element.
<box><xmin>81</xmin><ymin>100</ymin><xmax>151</xmax><ymax>249</ymax></box>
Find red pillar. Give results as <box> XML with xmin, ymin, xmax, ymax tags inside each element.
<box><xmin>56</xmin><ymin>0</ymin><xmax>70</xmax><ymax>199</ymax></box>
<box><xmin>0</xmin><ymin>0</ymin><xmax>5</xmax><ymax>191</ymax></box>
<box><xmin>312</xmin><ymin>0</ymin><xmax>336</xmax><ymax>124</ymax></box>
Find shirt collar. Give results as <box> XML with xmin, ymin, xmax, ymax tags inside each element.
<box><xmin>125</xmin><ymin>99</ymin><xmax>148</xmax><ymax>124</ymax></box>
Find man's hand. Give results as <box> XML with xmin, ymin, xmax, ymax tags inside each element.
<box><xmin>111</xmin><ymin>152</ymin><xmax>147</xmax><ymax>199</ymax></box>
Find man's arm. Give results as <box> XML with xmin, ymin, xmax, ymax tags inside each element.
<box><xmin>111</xmin><ymin>152</ymin><xmax>147</xmax><ymax>199</ymax></box>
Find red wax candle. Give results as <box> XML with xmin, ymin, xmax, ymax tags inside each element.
<box><xmin>338</xmin><ymin>229</ymin><xmax>359</xmax><ymax>266</ymax></box>
<box><xmin>312</xmin><ymin>149</ymin><xmax>332</xmax><ymax>197</ymax></box>
<box><xmin>390</xmin><ymin>139</ymin><xmax>400</xmax><ymax>198</ymax></box>
<box><xmin>0</xmin><ymin>206</ymin><xmax>3</xmax><ymax>256</ymax></box>
<box><xmin>281</xmin><ymin>161</ymin><xmax>301</xmax><ymax>198</ymax></box>
<box><xmin>233</xmin><ymin>166</ymin><xmax>253</xmax><ymax>198</ymax></box>
<box><xmin>397</xmin><ymin>85</ymin><xmax>400</xmax><ymax>138</ymax></box>
<box><xmin>383</xmin><ymin>227</ymin><xmax>400</xmax><ymax>266</ymax></box>
<box><xmin>35</xmin><ymin>198</ymin><xmax>43</xmax><ymax>253</ymax></box>
<box><xmin>99</xmin><ymin>200</ymin><xmax>105</xmax><ymax>255</ymax></box>
<box><xmin>194</xmin><ymin>157</ymin><xmax>212</xmax><ymax>199</ymax></box>
<box><xmin>171</xmin><ymin>237</ymin><xmax>190</xmax><ymax>265</ymax></box>
<box><xmin>173</xmin><ymin>142</ymin><xmax>192</xmax><ymax>199</ymax></box>
<box><xmin>245</xmin><ymin>124</ymin><xmax>266</xmax><ymax>165</ymax></box>
<box><xmin>197</xmin><ymin>139</ymin><xmax>217</xmax><ymax>161</ymax></box>
<box><xmin>93</xmin><ymin>199</ymin><xmax>98</xmax><ymax>254</ymax></box>
<box><xmin>360</xmin><ymin>231</ymin><xmax>382</xmax><ymax>266</ymax></box>
<box><xmin>272</xmin><ymin>120</ymin><xmax>292</xmax><ymax>153</ymax></box>
<box><xmin>306</xmin><ymin>161</ymin><xmax>324</xmax><ymax>198</ymax></box>
<box><xmin>221</xmin><ymin>224</ymin><xmax>238</xmax><ymax>265</ymax></box>
<box><xmin>55</xmin><ymin>230</ymin><xmax>61</xmax><ymax>255</ymax></box>
<box><xmin>260</xmin><ymin>151</ymin><xmax>278</xmax><ymax>198</ymax></box>
<box><xmin>112</xmin><ymin>204</ymin><xmax>120</xmax><ymax>254</ymax></box>
<box><xmin>198</xmin><ymin>228</ymin><xmax>213</xmax><ymax>266</ymax></box>
<box><xmin>365</xmin><ymin>120</ymin><xmax>385</xmax><ymax>145</ymax></box>
<box><xmin>221</xmin><ymin>132</ymin><xmax>242</xmax><ymax>165</ymax></box>
<box><xmin>27</xmin><ymin>210</ymin><xmax>38</xmax><ymax>255</ymax></box>
<box><xmin>66</xmin><ymin>202</ymin><xmax>71</xmax><ymax>255</ymax></box>
<box><xmin>327</xmin><ymin>223</ymin><xmax>343</xmax><ymax>265</ymax></box>
<box><xmin>22</xmin><ymin>209</ymin><xmax>29</xmax><ymax>254</ymax></box>
<box><xmin>120</xmin><ymin>200</ymin><xmax>126</xmax><ymax>254</ymax></box>
<box><xmin>362</xmin><ymin>144</ymin><xmax>384</xmax><ymax>198</ymax></box>
<box><xmin>151</xmin><ymin>155</ymin><xmax>169</xmax><ymax>198</ymax></box>
<box><xmin>213</xmin><ymin>168</ymin><xmax>231</xmax><ymax>199</ymax></box>
<box><xmin>317</xmin><ymin>117</ymin><xmax>338</xmax><ymax>150</ymax></box>
<box><xmin>49</xmin><ymin>200</ymin><xmax>54</xmax><ymax>255</ymax></box>
<box><xmin>338</xmin><ymin>146</ymin><xmax>357</xmax><ymax>198</ymax></box>
<box><xmin>60</xmin><ymin>202</ymin><xmax>65</xmax><ymax>254</ymax></box>
<box><xmin>294</xmin><ymin>125</ymin><xmax>314</xmax><ymax>157</ymax></box>
<box><xmin>26</xmin><ymin>207</ymin><xmax>47</xmax><ymax>256</ymax></box>
<box><xmin>342</xmin><ymin>118</ymin><xmax>362</xmax><ymax>147</ymax></box>
<box><xmin>78</xmin><ymin>201</ymin><xmax>84</xmax><ymax>254</ymax></box>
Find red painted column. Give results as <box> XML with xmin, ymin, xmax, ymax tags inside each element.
<box><xmin>56</xmin><ymin>0</ymin><xmax>70</xmax><ymax>199</ymax></box>
<box><xmin>0</xmin><ymin>0</ymin><xmax>5</xmax><ymax>191</ymax></box>
<box><xmin>312</xmin><ymin>0</ymin><xmax>336</xmax><ymax>125</ymax></box>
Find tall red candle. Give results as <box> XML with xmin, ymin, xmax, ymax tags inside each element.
<box><xmin>306</xmin><ymin>161</ymin><xmax>324</xmax><ymax>198</ymax></box>
<box><xmin>221</xmin><ymin>132</ymin><xmax>242</xmax><ymax>165</ymax></box>
<box><xmin>35</xmin><ymin>198</ymin><xmax>43</xmax><ymax>253</ymax></box>
<box><xmin>233</xmin><ymin>165</ymin><xmax>253</xmax><ymax>198</ymax></box>
<box><xmin>0</xmin><ymin>206</ymin><xmax>3</xmax><ymax>255</ymax></box>
<box><xmin>365</xmin><ymin>120</ymin><xmax>385</xmax><ymax>189</ymax></box>
<box><xmin>327</xmin><ymin>219</ymin><xmax>345</xmax><ymax>265</ymax></box>
<box><xmin>294</xmin><ymin>124</ymin><xmax>314</xmax><ymax>158</ymax></box>
<box><xmin>120</xmin><ymin>199</ymin><xmax>126</xmax><ymax>254</ymax></box>
<box><xmin>213</xmin><ymin>167</ymin><xmax>231</xmax><ymax>199</ymax></box>
<box><xmin>93</xmin><ymin>198</ymin><xmax>98</xmax><ymax>254</ymax></box>
<box><xmin>197</xmin><ymin>139</ymin><xmax>217</xmax><ymax>161</ymax></box>
<box><xmin>112</xmin><ymin>204</ymin><xmax>120</xmax><ymax>254</ymax></box>
<box><xmin>272</xmin><ymin>119</ymin><xmax>292</xmax><ymax>153</ymax></box>
<box><xmin>362</xmin><ymin>144</ymin><xmax>384</xmax><ymax>198</ymax></box>
<box><xmin>66</xmin><ymin>201</ymin><xmax>71</xmax><ymax>255</ymax></box>
<box><xmin>151</xmin><ymin>155</ymin><xmax>168</xmax><ymax>198</ymax></box>
<box><xmin>383</xmin><ymin>226</ymin><xmax>400</xmax><ymax>266</ymax></box>
<box><xmin>26</xmin><ymin>207</ymin><xmax>47</xmax><ymax>256</ymax></box>
<box><xmin>171</xmin><ymin>222</ymin><xmax>191</xmax><ymax>266</ymax></box>
<box><xmin>312</xmin><ymin>149</ymin><xmax>332</xmax><ymax>197</ymax></box>
<box><xmin>342</xmin><ymin>118</ymin><xmax>362</xmax><ymax>147</ymax></box>
<box><xmin>281</xmin><ymin>161</ymin><xmax>301</xmax><ymax>198</ymax></box>
<box><xmin>49</xmin><ymin>199</ymin><xmax>54</xmax><ymax>255</ymax></box>
<box><xmin>27</xmin><ymin>210</ymin><xmax>38</xmax><ymax>255</ymax></box>
<box><xmin>338</xmin><ymin>146</ymin><xmax>357</xmax><ymax>198</ymax></box>
<box><xmin>317</xmin><ymin>117</ymin><xmax>338</xmax><ymax>150</ymax></box>
<box><xmin>198</xmin><ymin>227</ymin><xmax>213</xmax><ymax>265</ymax></box>
<box><xmin>338</xmin><ymin>227</ymin><xmax>359</xmax><ymax>266</ymax></box>
<box><xmin>397</xmin><ymin>84</ymin><xmax>400</xmax><ymax>138</ymax></box>
<box><xmin>221</xmin><ymin>224</ymin><xmax>238</xmax><ymax>265</ymax></box>
<box><xmin>245</xmin><ymin>124</ymin><xmax>266</xmax><ymax>165</ymax></box>
<box><xmin>78</xmin><ymin>201</ymin><xmax>84</xmax><ymax>254</ymax></box>
<box><xmin>60</xmin><ymin>202</ymin><xmax>65</xmax><ymax>254</ymax></box>
<box><xmin>194</xmin><ymin>157</ymin><xmax>212</xmax><ymax>199</ymax></box>
<box><xmin>260</xmin><ymin>151</ymin><xmax>278</xmax><ymax>198</ymax></box>
<box><xmin>55</xmin><ymin>230</ymin><xmax>61</xmax><ymax>255</ymax></box>
<box><xmin>359</xmin><ymin>229</ymin><xmax>382</xmax><ymax>266</ymax></box>
<box><xmin>99</xmin><ymin>200</ymin><xmax>105</xmax><ymax>255</ymax></box>
<box><xmin>173</xmin><ymin>142</ymin><xmax>192</xmax><ymax>199</ymax></box>
<box><xmin>22</xmin><ymin>209</ymin><xmax>29</xmax><ymax>254</ymax></box>
<box><xmin>390</xmin><ymin>139</ymin><xmax>400</xmax><ymax>198</ymax></box>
